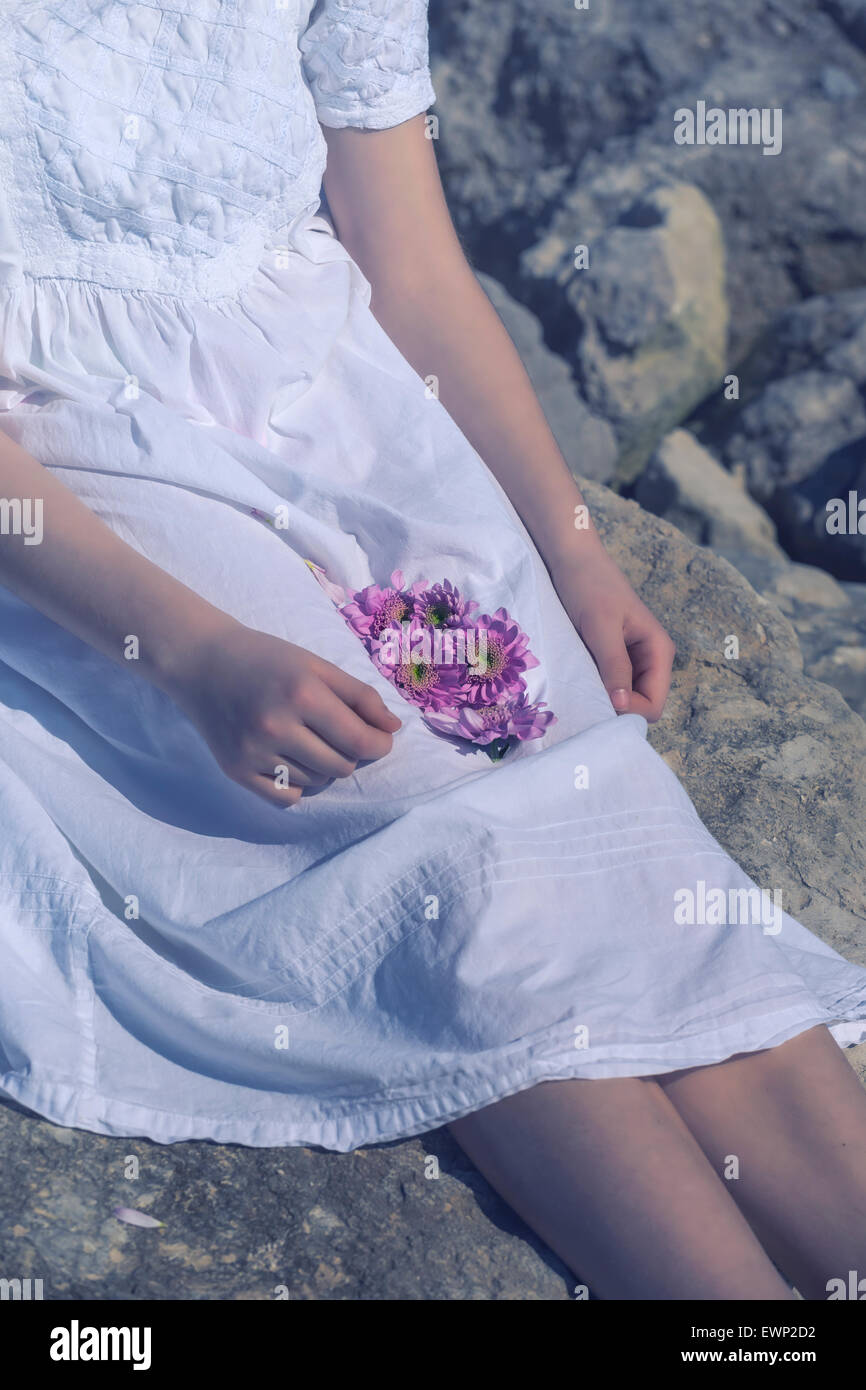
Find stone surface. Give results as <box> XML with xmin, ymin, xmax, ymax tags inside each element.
<box><xmin>826</xmin><ymin>0</ymin><xmax>866</xmax><ymax>50</ymax></box>
<box><xmin>695</xmin><ymin>290</ymin><xmax>866</xmax><ymax>581</ymax></box>
<box><xmin>0</xmin><ymin>1102</ymin><xmax>574</xmax><ymax>1300</ymax></box>
<box><xmin>758</xmin><ymin>568</ymin><xmax>866</xmax><ymax>719</ymax></box>
<box><xmin>1</xmin><ymin>488</ymin><xmax>864</xmax><ymax>1300</ymax></box>
<box><xmin>631</xmin><ymin>429</ymin><xmax>866</xmax><ymax>717</ymax></box>
<box><xmin>519</xmin><ymin>180</ymin><xmax>728</xmax><ymax>480</ymax></box>
<box><xmin>634</xmin><ymin>428</ymin><xmax>782</xmax><ymax>559</ymax></box>
<box><xmin>429</xmin><ymin>0</ymin><xmax>866</xmax><ymax>365</ymax></box>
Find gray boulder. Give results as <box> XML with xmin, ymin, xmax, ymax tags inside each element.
<box><xmin>631</xmin><ymin>429</ymin><xmax>866</xmax><ymax>717</ymax></box>
<box><xmin>825</xmin><ymin>0</ymin><xmax>866</xmax><ymax>50</ymax></box>
<box><xmin>697</xmin><ymin>291</ymin><xmax>866</xmax><ymax>580</ymax></box>
<box><xmin>634</xmin><ymin>427</ymin><xmax>782</xmax><ymax>560</ymax></box>
<box><xmin>2</xmin><ymin>486</ymin><xmax>864</xmax><ymax>1299</ymax></box>
<box><xmin>747</xmin><ymin>563</ymin><xmax>866</xmax><ymax>720</ymax></box>
<box><xmin>724</xmin><ymin>373</ymin><xmax>866</xmax><ymax>496</ymax></box>
<box><xmin>520</xmin><ymin>180</ymin><xmax>728</xmax><ymax>480</ymax></box>
<box><xmin>430</xmin><ymin>0</ymin><xmax>866</xmax><ymax>364</ymax></box>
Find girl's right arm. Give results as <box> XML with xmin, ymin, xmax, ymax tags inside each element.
<box><xmin>0</xmin><ymin>427</ymin><xmax>399</xmax><ymax>805</ymax></box>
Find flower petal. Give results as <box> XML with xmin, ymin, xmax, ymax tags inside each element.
<box><xmin>113</xmin><ymin>1206</ymin><xmax>164</xmax><ymax>1229</ymax></box>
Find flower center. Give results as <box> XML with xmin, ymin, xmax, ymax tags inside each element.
<box><xmin>478</xmin><ymin>704</ymin><xmax>507</xmax><ymax>727</ymax></box>
<box><xmin>468</xmin><ymin>634</ymin><xmax>505</xmax><ymax>681</ymax></box>
<box><xmin>422</xmin><ymin>602</ymin><xmax>451</xmax><ymax>627</ymax></box>
<box><xmin>371</xmin><ymin>594</ymin><xmax>410</xmax><ymax>637</ymax></box>
<box><xmin>397</xmin><ymin>660</ymin><xmax>436</xmax><ymax>694</ymax></box>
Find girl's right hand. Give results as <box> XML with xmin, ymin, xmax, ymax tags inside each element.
<box><xmin>166</xmin><ymin>619</ymin><xmax>402</xmax><ymax>806</ymax></box>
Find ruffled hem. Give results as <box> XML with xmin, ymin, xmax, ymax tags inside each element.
<box><xmin>3</xmin><ymin>988</ymin><xmax>865</xmax><ymax>1153</ymax></box>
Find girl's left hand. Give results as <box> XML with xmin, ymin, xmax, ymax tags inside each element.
<box><xmin>550</xmin><ymin>542</ymin><xmax>676</xmax><ymax>723</ymax></box>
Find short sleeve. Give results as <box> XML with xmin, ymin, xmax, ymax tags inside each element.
<box><xmin>299</xmin><ymin>0</ymin><xmax>436</xmax><ymax>130</ymax></box>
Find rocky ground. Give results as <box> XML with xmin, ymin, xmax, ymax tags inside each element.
<box><xmin>2</xmin><ymin>0</ymin><xmax>866</xmax><ymax>1300</ymax></box>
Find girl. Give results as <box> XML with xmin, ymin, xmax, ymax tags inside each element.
<box><xmin>0</xmin><ymin>0</ymin><xmax>864</xmax><ymax>1300</ymax></box>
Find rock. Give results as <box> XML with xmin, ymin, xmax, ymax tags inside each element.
<box><xmin>520</xmin><ymin>180</ymin><xmax>728</xmax><ymax>481</ymax></box>
<box><xmin>705</xmin><ymin>548</ymin><xmax>866</xmax><ymax>719</ymax></box>
<box><xmin>634</xmin><ymin>428</ymin><xmax>782</xmax><ymax>559</ymax></box>
<box><xmin>0</xmin><ymin>1103</ymin><xmax>573</xmax><ymax>1300</ymax></box>
<box><xmin>2</xmin><ymin>486</ymin><xmax>864</xmax><ymax>1299</ymax></box>
<box><xmin>476</xmin><ymin>272</ymin><xmax>618</xmax><ymax>483</ymax></box>
<box><xmin>825</xmin><ymin>0</ymin><xmax>866</xmax><ymax>51</ymax></box>
<box><xmin>724</xmin><ymin>373</ymin><xmax>866</xmax><ymax>495</ymax></box>
<box><xmin>820</xmin><ymin>62</ymin><xmax>862</xmax><ymax>98</ymax></box>
<box><xmin>757</xmin><ymin>567</ymin><xmax>866</xmax><ymax>719</ymax></box>
<box><xmin>712</xmin><ymin>287</ymin><xmax>866</xmax><ymax>384</ymax></box>
<box><xmin>431</xmin><ymin>0</ymin><xmax>866</xmax><ymax>364</ymax></box>
<box><xmin>629</xmin><ymin>430</ymin><xmax>866</xmax><ymax>717</ymax></box>
<box><xmin>695</xmin><ymin>291</ymin><xmax>866</xmax><ymax>580</ymax></box>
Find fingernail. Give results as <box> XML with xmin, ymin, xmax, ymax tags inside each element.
<box><xmin>610</xmin><ymin>688</ymin><xmax>630</xmax><ymax>711</ymax></box>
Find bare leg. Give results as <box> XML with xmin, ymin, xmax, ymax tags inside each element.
<box><xmin>449</xmin><ymin>1074</ymin><xmax>794</xmax><ymax>1299</ymax></box>
<box><xmin>656</xmin><ymin>1025</ymin><xmax>866</xmax><ymax>1300</ymax></box>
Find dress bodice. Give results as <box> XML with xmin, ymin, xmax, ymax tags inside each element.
<box><xmin>0</xmin><ymin>0</ymin><xmax>435</xmax><ymax>298</ymax></box>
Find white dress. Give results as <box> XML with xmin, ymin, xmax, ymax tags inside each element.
<box><xmin>0</xmin><ymin>0</ymin><xmax>864</xmax><ymax>1152</ymax></box>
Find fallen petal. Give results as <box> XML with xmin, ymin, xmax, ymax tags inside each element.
<box><xmin>302</xmin><ymin>558</ymin><xmax>347</xmax><ymax>606</ymax></box>
<box><xmin>113</xmin><ymin>1206</ymin><xmax>164</xmax><ymax>1229</ymax></box>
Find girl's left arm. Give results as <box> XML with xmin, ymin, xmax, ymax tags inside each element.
<box><xmin>321</xmin><ymin>115</ymin><xmax>675</xmax><ymax>722</ymax></box>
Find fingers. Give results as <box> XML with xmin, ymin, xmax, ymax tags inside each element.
<box><xmin>218</xmin><ymin>753</ymin><xmax>308</xmax><ymax>805</ymax></box>
<box><xmin>256</xmin><ymin>756</ymin><xmax>331</xmax><ymax>789</ymax></box>
<box><xmin>626</xmin><ymin>624</ymin><xmax>676</xmax><ymax>723</ymax></box>
<box><xmin>245</xmin><ymin>730</ymin><xmax>358</xmax><ymax>806</ymax></box>
<box><xmin>248</xmin><ymin>774</ymin><xmax>304</xmax><ymax>809</ymax></box>
<box><xmin>219</xmin><ymin>670</ymin><xmax>401</xmax><ymax>805</ymax></box>
<box><xmin>246</xmin><ymin>728</ymin><xmax>361</xmax><ymax>801</ymax></box>
<box><xmin>579</xmin><ymin>609</ymin><xmax>633</xmax><ymax>712</ymax></box>
<box><xmin>275</xmin><ymin>725</ymin><xmax>359</xmax><ymax>782</ymax></box>
<box><xmin>322</xmin><ymin>664</ymin><xmax>402</xmax><ymax>734</ymax></box>
<box><xmin>581</xmin><ymin>607</ymin><xmax>675</xmax><ymax>723</ymax></box>
<box><xmin>305</xmin><ymin>682</ymin><xmax>396</xmax><ymax>763</ymax></box>
<box><xmin>242</xmin><ymin>750</ymin><xmax>339</xmax><ymax>808</ymax></box>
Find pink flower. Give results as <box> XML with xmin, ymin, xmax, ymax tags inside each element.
<box><xmin>339</xmin><ymin>569</ymin><xmax>428</xmax><ymax>645</ymax></box>
<box><xmin>371</xmin><ymin>616</ymin><xmax>467</xmax><ymax>710</ymax></box>
<box><xmin>413</xmin><ymin>579</ymin><xmax>478</xmax><ymax>629</ymax></box>
<box><xmin>423</xmin><ymin>691</ymin><xmax>556</xmax><ymax>758</ymax></box>
<box><xmin>308</xmin><ymin>564</ymin><xmax>556</xmax><ymax>761</ymax></box>
<box><xmin>459</xmin><ymin>608</ymin><xmax>540</xmax><ymax>704</ymax></box>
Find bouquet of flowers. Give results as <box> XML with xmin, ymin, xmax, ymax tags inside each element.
<box><xmin>305</xmin><ymin>562</ymin><xmax>556</xmax><ymax>761</ymax></box>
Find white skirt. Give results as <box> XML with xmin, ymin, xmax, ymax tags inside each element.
<box><xmin>0</xmin><ymin>209</ymin><xmax>864</xmax><ymax>1151</ymax></box>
